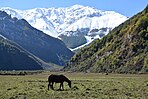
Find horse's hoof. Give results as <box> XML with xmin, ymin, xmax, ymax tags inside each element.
<box><xmin>57</xmin><ymin>89</ymin><xmax>62</xmax><ymax>91</ymax></box>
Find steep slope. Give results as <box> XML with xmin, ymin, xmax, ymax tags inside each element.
<box><xmin>64</xmin><ymin>6</ymin><xmax>148</xmax><ymax>73</ymax></box>
<box><xmin>0</xmin><ymin>5</ymin><xmax>127</xmax><ymax>49</ymax></box>
<box><xmin>0</xmin><ymin>35</ymin><xmax>43</xmax><ymax>70</ymax></box>
<box><xmin>0</xmin><ymin>11</ymin><xmax>74</xmax><ymax>66</ymax></box>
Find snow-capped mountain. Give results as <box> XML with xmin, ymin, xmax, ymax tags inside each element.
<box><xmin>0</xmin><ymin>5</ymin><xmax>127</xmax><ymax>49</ymax></box>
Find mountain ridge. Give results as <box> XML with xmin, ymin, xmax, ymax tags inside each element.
<box><xmin>0</xmin><ymin>35</ymin><xmax>43</xmax><ymax>70</ymax></box>
<box><xmin>0</xmin><ymin>11</ymin><xmax>74</xmax><ymax>66</ymax></box>
<box><xmin>0</xmin><ymin>5</ymin><xmax>127</xmax><ymax>49</ymax></box>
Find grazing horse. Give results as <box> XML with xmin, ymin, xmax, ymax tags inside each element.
<box><xmin>48</xmin><ymin>74</ymin><xmax>71</xmax><ymax>90</ymax></box>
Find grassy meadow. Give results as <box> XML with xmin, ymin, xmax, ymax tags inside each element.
<box><xmin>0</xmin><ymin>71</ymin><xmax>148</xmax><ymax>99</ymax></box>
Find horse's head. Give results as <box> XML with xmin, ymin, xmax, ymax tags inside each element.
<box><xmin>68</xmin><ymin>81</ymin><xmax>71</xmax><ymax>88</ymax></box>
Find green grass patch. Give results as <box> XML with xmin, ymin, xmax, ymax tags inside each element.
<box><xmin>0</xmin><ymin>72</ymin><xmax>147</xmax><ymax>99</ymax></box>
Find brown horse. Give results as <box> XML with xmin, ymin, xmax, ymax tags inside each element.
<box><xmin>48</xmin><ymin>74</ymin><xmax>71</xmax><ymax>90</ymax></box>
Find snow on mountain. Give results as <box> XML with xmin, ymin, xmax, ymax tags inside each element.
<box><xmin>0</xmin><ymin>5</ymin><xmax>128</xmax><ymax>49</ymax></box>
<box><xmin>62</xmin><ymin>12</ymin><xmax>126</xmax><ymax>35</ymax></box>
<box><xmin>0</xmin><ymin>34</ymin><xmax>6</xmax><ymax>39</ymax></box>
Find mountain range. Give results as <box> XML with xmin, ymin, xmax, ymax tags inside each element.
<box><xmin>1</xmin><ymin>4</ymin><xmax>146</xmax><ymax>72</ymax></box>
<box><xmin>0</xmin><ymin>11</ymin><xmax>74</xmax><ymax>69</ymax></box>
<box><xmin>0</xmin><ymin>5</ymin><xmax>127</xmax><ymax>49</ymax></box>
<box><xmin>64</xmin><ymin>6</ymin><xmax>148</xmax><ymax>73</ymax></box>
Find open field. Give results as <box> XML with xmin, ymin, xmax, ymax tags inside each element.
<box><xmin>0</xmin><ymin>71</ymin><xmax>148</xmax><ymax>99</ymax></box>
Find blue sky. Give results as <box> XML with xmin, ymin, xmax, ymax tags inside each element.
<box><xmin>0</xmin><ymin>0</ymin><xmax>147</xmax><ymax>17</ymax></box>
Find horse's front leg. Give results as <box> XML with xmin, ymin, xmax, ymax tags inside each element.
<box><xmin>61</xmin><ymin>82</ymin><xmax>64</xmax><ymax>90</ymax></box>
<box><xmin>59</xmin><ymin>82</ymin><xmax>64</xmax><ymax>90</ymax></box>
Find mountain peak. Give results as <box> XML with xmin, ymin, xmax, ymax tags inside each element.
<box><xmin>70</xmin><ymin>4</ymin><xmax>85</xmax><ymax>9</ymax></box>
<box><xmin>1</xmin><ymin>5</ymin><xmax>127</xmax><ymax>49</ymax></box>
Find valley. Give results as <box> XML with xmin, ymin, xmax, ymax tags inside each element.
<box><xmin>0</xmin><ymin>1</ymin><xmax>147</xmax><ymax>99</ymax></box>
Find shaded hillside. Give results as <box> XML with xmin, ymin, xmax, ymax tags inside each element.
<box><xmin>0</xmin><ymin>36</ymin><xmax>43</xmax><ymax>70</ymax></box>
<box><xmin>64</xmin><ymin>6</ymin><xmax>148</xmax><ymax>73</ymax></box>
<box><xmin>0</xmin><ymin>11</ymin><xmax>74</xmax><ymax>66</ymax></box>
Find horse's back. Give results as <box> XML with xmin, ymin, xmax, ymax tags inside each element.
<box><xmin>48</xmin><ymin>74</ymin><xmax>66</xmax><ymax>83</ymax></box>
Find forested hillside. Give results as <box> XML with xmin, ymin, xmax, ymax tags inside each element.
<box><xmin>64</xmin><ymin>6</ymin><xmax>148</xmax><ymax>73</ymax></box>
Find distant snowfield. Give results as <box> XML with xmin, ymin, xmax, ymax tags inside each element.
<box><xmin>70</xmin><ymin>35</ymin><xmax>95</xmax><ymax>51</ymax></box>
<box><xmin>0</xmin><ymin>5</ymin><xmax>127</xmax><ymax>49</ymax></box>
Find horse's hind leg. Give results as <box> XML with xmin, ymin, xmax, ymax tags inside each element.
<box><xmin>48</xmin><ymin>83</ymin><xmax>50</xmax><ymax>90</ymax></box>
<box><xmin>48</xmin><ymin>82</ymin><xmax>52</xmax><ymax>90</ymax></box>
<box><xmin>50</xmin><ymin>82</ymin><xmax>54</xmax><ymax>90</ymax></box>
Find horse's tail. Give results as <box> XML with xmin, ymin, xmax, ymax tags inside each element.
<box><xmin>48</xmin><ymin>76</ymin><xmax>49</xmax><ymax>82</ymax></box>
<box><xmin>48</xmin><ymin>75</ymin><xmax>53</xmax><ymax>90</ymax></box>
<box><xmin>48</xmin><ymin>74</ymin><xmax>53</xmax><ymax>82</ymax></box>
